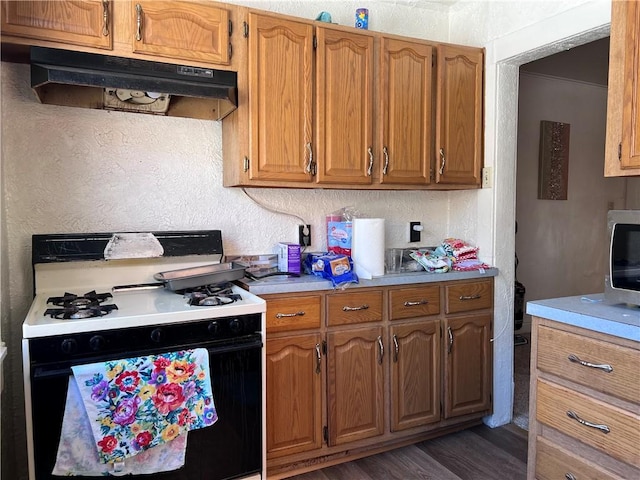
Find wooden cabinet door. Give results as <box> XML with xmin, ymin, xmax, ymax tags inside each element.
<box><xmin>131</xmin><ymin>1</ymin><xmax>230</xmax><ymax>64</ymax></box>
<box><xmin>266</xmin><ymin>333</ymin><xmax>323</xmax><ymax>459</ymax></box>
<box><xmin>316</xmin><ymin>26</ymin><xmax>374</xmax><ymax>185</ymax></box>
<box><xmin>434</xmin><ymin>44</ymin><xmax>483</xmax><ymax>186</ymax></box>
<box><xmin>327</xmin><ymin>326</ymin><xmax>384</xmax><ymax>445</ymax></box>
<box><xmin>443</xmin><ymin>313</ymin><xmax>492</xmax><ymax>418</ymax></box>
<box><xmin>1</xmin><ymin>0</ymin><xmax>113</xmax><ymax>49</ymax></box>
<box><xmin>390</xmin><ymin>320</ymin><xmax>441</xmax><ymax>431</ymax></box>
<box><xmin>247</xmin><ymin>13</ymin><xmax>314</xmax><ymax>183</ymax></box>
<box><xmin>379</xmin><ymin>37</ymin><xmax>433</xmax><ymax>185</ymax></box>
<box><xmin>620</xmin><ymin>0</ymin><xmax>640</xmax><ymax>170</ymax></box>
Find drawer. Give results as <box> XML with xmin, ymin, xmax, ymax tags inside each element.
<box><xmin>266</xmin><ymin>295</ymin><xmax>322</xmax><ymax>333</ymax></box>
<box><xmin>537</xmin><ymin>325</ymin><xmax>640</xmax><ymax>404</ymax></box>
<box><xmin>536</xmin><ymin>379</ymin><xmax>640</xmax><ymax>468</ymax></box>
<box><xmin>445</xmin><ymin>280</ymin><xmax>492</xmax><ymax>314</ymax></box>
<box><xmin>389</xmin><ymin>285</ymin><xmax>440</xmax><ymax>320</ymax></box>
<box><xmin>327</xmin><ymin>290</ymin><xmax>383</xmax><ymax>326</ymax></box>
<box><xmin>536</xmin><ymin>436</ymin><xmax>624</xmax><ymax>480</ymax></box>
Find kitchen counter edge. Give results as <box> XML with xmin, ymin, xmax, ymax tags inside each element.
<box><xmin>526</xmin><ymin>293</ymin><xmax>640</xmax><ymax>342</ymax></box>
<box><xmin>238</xmin><ymin>267</ymin><xmax>499</xmax><ymax>295</ymax></box>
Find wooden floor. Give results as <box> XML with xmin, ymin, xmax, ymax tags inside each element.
<box><xmin>286</xmin><ymin>424</ymin><xmax>529</xmax><ymax>480</ymax></box>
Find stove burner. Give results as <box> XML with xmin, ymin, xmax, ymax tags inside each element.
<box><xmin>47</xmin><ymin>291</ymin><xmax>113</xmax><ymax>307</ymax></box>
<box><xmin>45</xmin><ymin>291</ymin><xmax>118</xmax><ymax>319</ymax></box>
<box><xmin>45</xmin><ymin>304</ymin><xmax>119</xmax><ymax>320</ymax></box>
<box><xmin>178</xmin><ymin>283</ymin><xmax>242</xmax><ymax>307</ymax></box>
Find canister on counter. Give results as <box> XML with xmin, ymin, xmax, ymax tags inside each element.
<box><xmin>355</xmin><ymin>8</ymin><xmax>368</xmax><ymax>29</ymax></box>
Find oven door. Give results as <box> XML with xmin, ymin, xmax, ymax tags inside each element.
<box><xmin>27</xmin><ymin>336</ymin><xmax>262</xmax><ymax>480</ymax></box>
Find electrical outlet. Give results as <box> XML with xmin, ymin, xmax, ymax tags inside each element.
<box><xmin>298</xmin><ymin>225</ymin><xmax>311</xmax><ymax>247</ymax></box>
<box><xmin>409</xmin><ymin>222</ymin><xmax>421</xmax><ymax>243</ymax></box>
<box><xmin>482</xmin><ymin>166</ymin><xmax>493</xmax><ymax>188</ymax></box>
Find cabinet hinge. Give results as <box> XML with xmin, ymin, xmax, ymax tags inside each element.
<box><xmin>618</xmin><ymin>142</ymin><xmax>622</xmax><ymax>160</ymax></box>
<box><xmin>323</xmin><ymin>426</ymin><xmax>328</xmax><ymax>443</ymax></box>
<box><xmin>229</xmin><ymin>19</ymin><xmax>233</xmax><ymax>36</ymax></box>
<box><xmin>243</xmin><ymin>156</ymin><xmax>250</xmax><ymax>172</ymax></box>
<box><xmin>322</xmin><ymin>340</ymin><xmax>327</xmax><ymax>355</ymax></box>
<box><xmin>313</xmin><ymin>35</ymin><xmax>317</xmax><ymax>49</ymax></box>
<box><xmin>243</xmin><ymin>21</ymin><xmax>249</xmax><ymax>38</ymax></box>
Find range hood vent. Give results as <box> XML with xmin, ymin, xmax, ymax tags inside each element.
<box><xmin>30</xmin><ymin>47</ymin><xmax>238</xmax><ymax>121</ymax></box>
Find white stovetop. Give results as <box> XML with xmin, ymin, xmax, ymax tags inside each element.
<box><xmin>23</xmin><ymin>257</ymin><xmax>266</xmax><ymax>338</ymax></box>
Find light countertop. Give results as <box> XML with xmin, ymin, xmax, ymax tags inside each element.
<box><xmin>526</xmin><ymin>293</ymin><xmax>640</xmax><ymax>342</ymax></box>
<box><xmin>237</xmin><ymin>267</ymin><xmax>499</xmax><ymax>295</ymax></box>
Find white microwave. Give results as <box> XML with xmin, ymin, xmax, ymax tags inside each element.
<box><xmin>604</xmin><ymin>209</ymin><xmax>640</xmax><ymax>305</ymax></box>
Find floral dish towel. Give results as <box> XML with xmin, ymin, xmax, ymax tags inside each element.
<box><xmin>71</xmin><ymin>348</ymin><xmax>217</xmax><ymax>464</ymax></box>
<box><xmin>53</xmin><ymin>376</ymin><xmax>187</xmax><ymax>476</ymax></box>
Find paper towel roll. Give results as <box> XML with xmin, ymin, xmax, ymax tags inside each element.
<box><xmin>352</xmin><ymin>218</ymin><xmax>385</xmax><ymax>279</ymax></box>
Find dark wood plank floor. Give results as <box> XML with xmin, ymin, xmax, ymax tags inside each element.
<box><xmin>286</xmin><ymin>424</ymin><xmax>528</xmax><ymax>480</ymax></box>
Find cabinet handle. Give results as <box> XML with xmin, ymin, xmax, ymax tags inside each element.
<box><xmin>567</xmin><ymin>354</ymin><xmax>613</xmax><ymax>373</ymax></box>
<box><xmin>459</xmin><ymin>294</ymin><xmax>481</xmax><ymax>301</ymax></box>
<box><xmin>392</xmin><ymin>334</ymin><xmax>399</xmax><ymax>363</ymax></box>
<box><xmin>315</xmin><ymin>343</ymin><xmax>322</xmax><ymax>374</ymax></box>
<box><xmin>382</xmin><ymin>146</ymin><xmax>389</xmax><ymax>175</ymax></box>
<box><xmin>404</xmin><ymin>299</ymin><xmax>429</xmax><ymax>307</ymax></box>
<box><xmin>275</xmin><ymin>311</ymin><xmax>305</xmax><ymax>318</ymax></box>
<box><xmin>342</xmin><ymin>304</ymin><xmax>369</xmax><ymax>312</ymax></box>
<box><xmin>566</xmin><ymin>410</ymin><xmax>611</xmax><ymax>434</ymax></box>
<box><xmin>377</xmin><ymin>336</ymin><xmax>384</xmax><ymax>364</ymax></box>
<box><xmin>439</xmin><ymin>148</ymin><xmax>446</xmax><ymax>175</ymax></box>
<box><xmin>447</xmin><ymin>326</ymin><xmax>453</xmax><ymax>354</ymax></box>
<box><xmin>565</xmin><ymin>474</ymin><xmax>577</xmax><ymax>480</ymax></box>
<box><xmin>304</xmin><ymin>142</ymin><xmax>314</xmax><ymax>174</ymax></box>
<box><xmin>367</xmin><ymin>147</ymin><xmax>374</xmax><ymax>176</ymax></box>
<box><xmin>102</xmin><ymin>0</ymin><xmax>109</xmax><ymax>36</ymax></box>
<box><xmin>135</xmin><ymin>4</ymin><xmax>143</xmax><ymax>41</ymax></box>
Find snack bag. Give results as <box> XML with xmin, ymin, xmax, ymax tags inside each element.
<box><xmin>327</xmin><ymin>221</ymin><xmax>352</xmax><ymax>256</ymax></box>
<box><xmin>304</xmin><ymin>253</ymin><xmax>358</xmax><ymax>287</ymax></box>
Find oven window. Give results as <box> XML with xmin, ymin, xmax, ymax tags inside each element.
<box><xmin>29</xmin><ymin>341</ymin><xmax>262</xmax><ymax>480</ymax></box>
<box><xmin>611</xmin><ymin>223</ymin><xmax>640</xmax><ymax>290</ymax></box>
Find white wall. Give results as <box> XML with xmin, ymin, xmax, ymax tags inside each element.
<box><xmin>516</xmin><ymin>73</ymin><xmax>626</xmax><ymax>315</ymax></box>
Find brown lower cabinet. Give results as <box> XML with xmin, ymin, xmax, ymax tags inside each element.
<box><xmin>264</xmin><ymin>278</ymin><xmax>493</xmax><ymax>479</ymax></box>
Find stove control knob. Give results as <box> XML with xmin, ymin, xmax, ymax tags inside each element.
<box><xmin>150</xmin><ymin>328</ymin><xmax>164</xmax><ymax>343</ymax></box>
<box><xmin>208</xmin><ymin>321</ymin><xmax>221</xmax><ymax>335</ymax></box>
<box><xmin>229</xmin><ymin>318</ymin><xmax>243</xmax><ymax>334</ymax></box>
<box><xmin>60</xmin><ymin>338</ymin><xmax>78</xmax><ymax>355</ymax></box>
<box><xmin>89</xmin><ymin>335</ymin><xmax>106</xmax><ymax>351</ymax></box>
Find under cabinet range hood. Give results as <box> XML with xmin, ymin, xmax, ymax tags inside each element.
<box><xmin>30</xmin><ymin>47</ymin><xmax>238</xmax><ymax>120</ymax></box>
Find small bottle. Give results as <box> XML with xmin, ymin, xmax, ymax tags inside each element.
<box><xmin>355</xmin><ymin>8</ymin><xmax>368</xmax><ymax>29</ymax></box>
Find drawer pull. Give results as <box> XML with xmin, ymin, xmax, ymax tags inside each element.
<box><xmin>392</xmin><ymin>334</ymin><xmax>399</xmax><ymax>362</ymax></box>
<box><xmin>377</xmin><ymin>336</ymin><xmax>384</xmax><ymax>365</ymax></box>
<box><xmin>565</xmin><ymin>474</ymin><xmax>577</xmax><ymax>480</ymax></box>
<box><xmin>567</xmin><ymin>354</ymin><xmax>613</xmax><ymax>373</ymax></box>
<box><xmin>275</xmin><ymin>311</ymin><xmax>305</xmax><ymax>318</ymax></box>
<box><xmin>342</xmin><ymin>304</ymin><xmax>369</xmax><ymax>312</ymax></box>
<box><xmin>404</xmin><ymin>299</ymin><xmax>429</xmax><ymax>307</ymax></box>
<box><xmin>566</xmin><ymin>410</ymin><xmax>611</xmax><ymax>434</ymax></box>
<box><xmin>315</xmin><ymin>343</ymin><xmax>322</xmax><ymax>374</ymax></box>
<box><xmin>459</xmin><ymin>294</ymin><xmax>481</xmax><ymax>301</ymax></box>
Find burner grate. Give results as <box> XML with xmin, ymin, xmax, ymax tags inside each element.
<box><xmin>178</xmin><ymin>282</ymin><xmax>243</xmax><ymax>307</ymax></box>
<box><xmin>45</xmin><ymin>291</ymin><xmax>118</xmax><ymax>319</ymax></box>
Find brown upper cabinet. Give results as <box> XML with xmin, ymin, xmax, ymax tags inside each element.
<box><xmin>1</xmin><ymin>0</ymin><xmax>234</xmax><ymax>68</ymax></box>
<box><xmin>224</xmin><ymin>10</ymin><xmax>484</xmax><ymax>190</ymax></box>
<box><xmin>434</xmin><ymin>44</ymin><xmax>484</xmax><ymax>186</ymax></box>
<box><xmin>605</xmin><ymin>0</ymin><xmax>640</xmax><ymax>176</ymax></box>
<box><xmin>1</xmin><ymin>0</ymin><xmax>114</xmax><ymax>49</ymax></box>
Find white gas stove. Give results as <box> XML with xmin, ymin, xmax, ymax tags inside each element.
<box><xmin>22</xmin><ymin>231</ymin><xmax>266</xmax><ymax>480</ymax></box>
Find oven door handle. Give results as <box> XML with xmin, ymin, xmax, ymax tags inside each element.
<box><xmin>32</xmin><ymin>366</ymin><xmax>72</xmax><ymax>379</ymax></box>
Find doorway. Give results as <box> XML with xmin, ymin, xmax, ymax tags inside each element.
<box><xmin>511</xmin><ymin>37</ymin><xmax>620</xmax><ymax>430</ymax></box>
